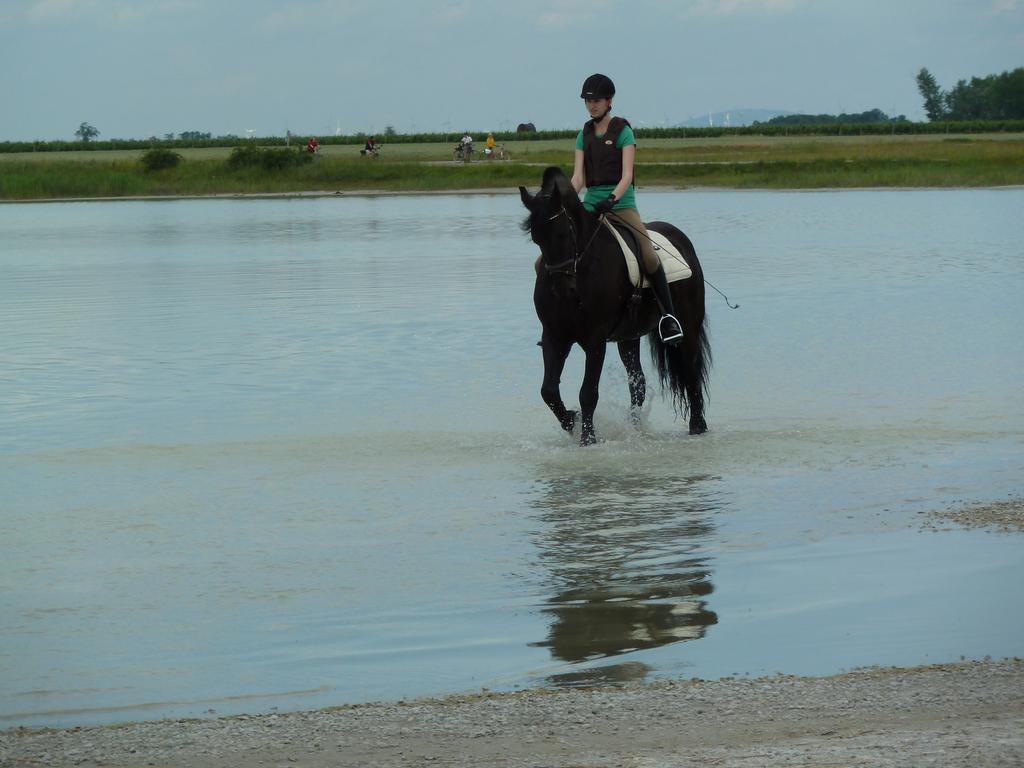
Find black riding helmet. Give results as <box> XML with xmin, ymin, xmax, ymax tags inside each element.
<box><xmin>580</xmin><ymin>73</ymin><xmax>615</xmax><ymax>100</ymax></box>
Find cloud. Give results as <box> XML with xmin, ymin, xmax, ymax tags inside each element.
<box><xmin>682</xmin><ymin>0</ymin><xmax>804</xmax><ymax>17</ymax></box>
<box><xmin>989</xmin><ymin>0</ymin><xmax>1021</xmax><ymax>13</ymax></box>
<box><xmin>23</xmin><ymin>0</ymin><xmax>96</xmax><ymax>22</ymax></box>
<box><xmin>18</xmin><ymin>0</ymin><xmax>198</xmax><ymax>24</ymax></box>
<box><xmin>536</xmin><ymin>11</ymin><xmax>574</xmax><ymax>29</ymax></box>
<box><xmin>438</xmin><ymin>2</ymin><xmax>472</xmax><ymax>22</ymax></box>
<box><xmin>114</xmin><ymin>1</ymin><xmax>199</xmax><ymax>23</ymax></box>
<box><xmin>534</xmin><ymin>0</ymin><xmax>612</xmax><ymax>29</ymax></box>
<box><xmin>259</xmin><ymin>0</ymin><xmax>358</xmax><ymax>32</ymax></box>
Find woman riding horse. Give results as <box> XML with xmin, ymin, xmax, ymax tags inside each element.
<box><xmin>521</xmin><ymin>165</ymin><xmax>710</xmax><ymax>445</ymax></box>
<box><xmin>520</xmin><ymin>74</ymin><xmax>708</xmax><ymax>445</ymax></box>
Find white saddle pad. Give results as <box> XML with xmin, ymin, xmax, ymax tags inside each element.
<box><xmin>603</xmin><ymin>218</ymin><xmax>693</xmax><ymax>287</ymax></box>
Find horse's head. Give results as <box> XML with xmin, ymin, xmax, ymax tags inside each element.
<box><xmin>520</xmin><ymin>167</ymin><xmax>588</xmax><ymax>271</ymax></box>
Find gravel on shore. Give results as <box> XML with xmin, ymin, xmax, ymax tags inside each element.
<box><xmin>3</xmin><ymin>659</ymin><xmax>1022</xmax><ymax>768</ymax></box>
<box><xmin>922</xmin><ymin>496</ymin><xmax>1024</xmax><ymax>534</ymax></box>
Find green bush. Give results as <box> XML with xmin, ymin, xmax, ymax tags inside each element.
<box><xmin>139</xmin><ymin>148</ymin><xmax>183</xmax><ymax>172</ymax></box>
<box><xmin>227</xmin><ymin>144</ymin><xmax>311</xmax><ymax>171</ymax></box>
<box><xmin>226</xmin><ymin>144</ymin><xmax>262</xmax><ymax>168</ymax></box>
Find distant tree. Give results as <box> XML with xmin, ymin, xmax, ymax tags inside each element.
<box><xmin>179</xmin><ymin>131</ymin><xmax>212</xmax><ymax>140</ymax></box>
<box><xmin>384</xmin><ymin>125</ymin><xmax>397</xmax><ymax>137</ymax></box>
<box><xmin>75</xmin><ymin>122</ymin><xmax>99</xmax><ymax>142</ymax></box>
<box><xmin>917</xmin><ymin>66</ymin><xmax>1024</xmax><ymax>121</ymax></box>
<box><xmin>916</xmin><ymin>68</ymin><xmax>946</xmax><ymax>121</ymax></box>
<box><xmin>945</xmin><ymin>77</ymin><xmax>991</xmax><ymax>120</ymax></box>
<box><xmin>759</xmin><ymin>109</ymin><xmax>900</xmax><ymax>126</ymax></box>
<box><xmin>990</xmin><ymin>68</ymin><xmax>1024</xmax><ymax>119</ymax></box>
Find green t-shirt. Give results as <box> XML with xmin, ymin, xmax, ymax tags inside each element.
<box><xmin>575</xmin><ymin>123</ymin><xmax>638</xmax><ymax>213</ymax></box>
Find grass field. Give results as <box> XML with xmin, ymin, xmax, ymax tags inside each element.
<box><xmin>2</xmin><ymin>133</ymin><xmax>1022</xmax><ymax>200</ymax></box>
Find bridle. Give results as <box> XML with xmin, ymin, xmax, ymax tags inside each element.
<box><xmin>537</xmin><ymin>201</ymin><xmax>603</xmax><ymax>277</ymax></box>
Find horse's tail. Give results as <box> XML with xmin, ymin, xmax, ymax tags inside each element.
<box><xmin>648</xmin><ymin>314</ymin><xmax>711</xmax><ymax>417</ymax></box>
<box><xmin>644</xmin><ymin>223</ymin><xmax>712</xmax><ymax>422</ymax></box>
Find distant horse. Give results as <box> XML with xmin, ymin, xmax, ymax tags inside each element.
<box><xmin>520</xmin><ymin>167</ymin><xmax>710</xmax><ymax>445</ymax></box>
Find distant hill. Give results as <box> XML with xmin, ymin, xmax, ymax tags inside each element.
<box><xmin>676</xmin><ymin>109</ymin><xmax>794</xmax><ymax>128</ymax></box>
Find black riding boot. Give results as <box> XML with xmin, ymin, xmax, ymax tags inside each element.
<box><xmin>648</xmin><ymin>264</ymin><xmax>684</xmax><ymax>345</ymax></box>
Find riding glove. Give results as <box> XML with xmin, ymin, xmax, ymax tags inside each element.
<box><xmin>594</xmin><ymin>194</ymin><xmax>617</xmax><ymax>215</ymax></box>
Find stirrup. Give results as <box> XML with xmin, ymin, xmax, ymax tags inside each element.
<box><xmin>658</xmin><ymin>314</ymin><xmax>684</xmax><ymax>344</ymax></box>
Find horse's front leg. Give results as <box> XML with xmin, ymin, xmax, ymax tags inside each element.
<box><xmin>540</xmin><ymin>335</ymin><xmax>577</xmax><ymax>434</ymax></box>
<box><xmin>617</xmin><ymin>338</ymin><xmax>645</xmax><ymax>427</ymax></box>
<box><xmin>578</xmin><ymin>342</ymin><xmax>608</xmax><ymax>446</ymax></box>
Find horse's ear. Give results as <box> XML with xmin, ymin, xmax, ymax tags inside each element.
<box><xmin>519</xmin><ymin>186</ymin><xmax>532</xmax><ymax>207</ymax></box>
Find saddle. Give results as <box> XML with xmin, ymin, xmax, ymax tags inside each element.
<box><xmin>602</xmin><ymin>218</ymin><xmax>693</xmax><ymax>288</ymax></box>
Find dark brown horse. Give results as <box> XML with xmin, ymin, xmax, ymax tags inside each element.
<box><xmin>520</xmin><ymin>167</ymin><xmax>710</xmax><ymax>445</ymax></box>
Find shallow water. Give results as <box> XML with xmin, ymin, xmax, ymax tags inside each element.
<box><xmin>1</xmin><ymin>189</ymin><xmax>1022</xmax><ymax>727</ymax></box>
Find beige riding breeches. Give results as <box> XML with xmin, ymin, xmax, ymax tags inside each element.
<box><xmin>606</xmin><ymin>208</ymin><xmax>660</xmax><ymax>274</ymax></box>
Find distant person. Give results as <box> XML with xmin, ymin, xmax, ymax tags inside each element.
<box><xmin>364</xmin><ymin>136</ymin><xmax>376</xmax><ymax>152</ymax></box>
<box><xmin>461</xmin><ymin>132</ymin><xmax>473</xmax><ymax>149</ymax></box>
<box><xmin>486</xmin><ymin>132</ymin><xmax>495</xmax><ymax>150</ymax></box>
<box><xmin>306</xmin><ymin>137</ymin><xmax>319</xmax><ymax>154</ymax></box>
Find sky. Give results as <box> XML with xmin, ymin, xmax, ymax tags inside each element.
<box><xmin>1</xmin><ymin>0</ymin><xmax>1022</xmax><ymax>141</ymax></box>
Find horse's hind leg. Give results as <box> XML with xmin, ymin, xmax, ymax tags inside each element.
<box><xmin>617</xmin><ymin>338</ymin><xmax>645</xmax><ymax>427</ymax></box>
<box><xmin>540</xmin><ymin>336</ymin><xmax>577</xmax><ymax>434</ymax></box>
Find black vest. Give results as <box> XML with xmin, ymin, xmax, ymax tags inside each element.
<box><xmin>582</xmin><ymin>116</ymin><xmax>631</xmax><ymax>187</ymax></box>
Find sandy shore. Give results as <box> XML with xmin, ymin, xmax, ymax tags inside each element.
<box><xmin>2</xmin><ymin>659</ymin><xmax>1022</xmax><ymax>768</ymax></box>
<box><xmin>4</xmin><ymin>498</ymin><xmax>1022</xmax><ymax>768</ymax></box>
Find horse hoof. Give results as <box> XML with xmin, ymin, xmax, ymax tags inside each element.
<box><xmin>580</xmin><ymin>433</ymin><xmax>597</xmax><ymax>447</ymax></box>
<box><xmin>688</xmin><ymin>421</ymin><xmax>707</xmax><ymax>435</ymax></box>
<box><xmin>561</xmin><ymin>410</ymin><xmax>577</xmax><ymax>434</ymax></box>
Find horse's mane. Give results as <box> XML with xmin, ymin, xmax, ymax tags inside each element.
<box><xmin>520</xmin><ymin>166</ymin><xmax>586</xmax><ymax>234</ymax></box>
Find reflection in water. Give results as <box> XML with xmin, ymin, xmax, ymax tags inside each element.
<box><xmin>528</xmin><ymin>470</ymin><xmax>719</xmax><ymax>685</ymax></box>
